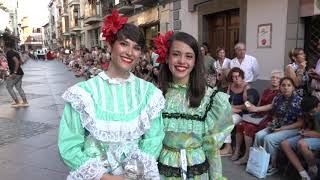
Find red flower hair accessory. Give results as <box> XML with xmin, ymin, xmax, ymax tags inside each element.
<box><xmin>153</xmin><ymin>31</ymin><xmax>174</xmax><ymax>64</ymax></box>
<box><xmin>101</xmin><ymin>10</ymin><xmax>128</xmax><ymax>44</ymax></box>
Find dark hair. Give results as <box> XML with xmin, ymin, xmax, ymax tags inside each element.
<box><xmin>111</xmin><ymin>23</ymin><xmax>146</xmax><ymax>52</ymax></box>
<box><xmin>159</xmin><ymin>32</ymin><xmax>206</xmax><ymax>108</ymax></box>
<box><xmin>216</xmin><ymin>47</ymin><xmax>225</xmax><ymax>54</ymax></box>
<box><xmin>288</xmin><ymin>48</ymin><xmax>304</xmax><ymax>63</ymax></box>
<box><xmin>202</xmin><ymin>42</ymin><xmax>210</xmax><ymax>52</ymax></box>
<box><xmin>279</xmin><ymin>77</ymin><xmax>296</xmax><ymax>88</ymax></box>
<box><xmin>301</xmin><ymin>96</ymin><xmax>319</xmax><ymax>113</ymax></box>
<box><xmin>227</xmin><ymin>67</ymin><xmax>245</xmax><ymax>82</ymax></box>
<box><xmin>200</xmin><ymin>45</ymin><xmax>207</xmax><ymax>55</ymax></box>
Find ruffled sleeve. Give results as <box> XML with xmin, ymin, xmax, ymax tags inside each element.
<box><xmin>202</xmin><ymin>91</ymin><xmax>233</xmax><ymax>179</ymax></box>
<box><xmin>58</xmin><ymin>103</ymin><xmax>105</xmax><ymax>180</ymax></box>
<box><xmin>125</xmin><ymin>87</ymin><xmax>165</xmax><ymax>180</ymax></box>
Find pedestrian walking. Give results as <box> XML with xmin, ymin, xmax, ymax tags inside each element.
<box><xmin>4</xmin><ymin>41</ymin><xmax>28</xmax><ymax>107</ymax></box>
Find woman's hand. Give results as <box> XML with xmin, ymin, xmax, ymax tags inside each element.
<box><xmin>272</xmin><ymin>127</ymin><xmax>283</xmax><ymax>132</ymax></box>
<box><xmin>246</xmin><ymin>104</ymin><xmax>258</xmax><ymax>112</ymax></box>
<box><xmin>298</xmin><ymin>61</ymin><xmax>307</xmax><ymax>70</ymax></box>
<box><xmin>100</xmin><ymin>174</ymin><xmax>124</xmax><ymax>180</ymax></box>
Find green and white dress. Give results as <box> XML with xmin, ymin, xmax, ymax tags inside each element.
<box><xmin>58</xmin><ymin>72</ymin><xmax>165</xmax><ymax>180</ymax></box>
<box><xmin>158</xmin><ymin>84</ymin><xmax>233</xmax><ymax>180</ymax></box>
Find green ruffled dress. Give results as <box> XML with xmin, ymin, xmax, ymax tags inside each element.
<box><xmin>58</xmin><ymin>72</ymin><xmax>165</xmax><ymax>180</ymax></box>
<box><xmin>158</xmin><ymin>84</ymin><xmax>233</xmax><ymax>180</ymax></box>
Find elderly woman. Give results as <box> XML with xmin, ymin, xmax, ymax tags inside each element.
<box><xmin>248</xmin><ymin>77</ymin><xmax>304</xmax><ymax>175</ymax></box>
<box><xmin>231</xmin><ymin>70</ymin><xmax>282</xmax><ymax>164</ymax></box>
<box><xmin>285</xmin><ymin>48</ymin><xmax>309</xmax><ymax>96</ymax></box>
<box><xmin>220</xmin><ymin>67</ymin><xmax>250</xmax><ymax>156</ymax></box>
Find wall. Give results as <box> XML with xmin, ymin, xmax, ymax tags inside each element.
<box><xmin>246</xmin><ymin>0</ymin><xmax>288</xmax><ymax>80</ymax></box>
<box><xmin>180</xmin><ymin>0</ymin><xmax>198</xmax><ymax>39</ymax></box>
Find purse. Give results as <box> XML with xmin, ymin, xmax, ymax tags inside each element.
<box><xmin>246</xmin><ymin>146</ymin><xmax>270</xmax><ymax>178</ymax></box>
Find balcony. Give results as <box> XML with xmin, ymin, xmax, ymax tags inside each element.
<box><xmin>115</xmin><ymin>0</ymin><xmax>134</xmax><ymax>15</ymax></box>
<box><xmin>84</xmin><ymin>16</ymin><xmax>102</xmax><ymax>25</ymax></box>
<box><xmin>70</xmin><ymin>26</ymin><xmax>81</xmax><ymax>33</ymax></box>
<box><xmin>68</xmin><ymin>0</ymin><xmax>80</xmax><ymax>6</ymax></box>
<box><xmin>63</xmin><ymin>30</ymin><xmax>71</xmax><ymax>36</ymax></box>
<box><xmin>132</xmin><ymin>0</ymin><xmax>156</xmax><ymax>7</ymax></box>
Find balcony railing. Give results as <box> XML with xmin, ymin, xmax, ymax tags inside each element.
<box><xmin>68</xmin><ymin>0</ymin><xmax>80</xmax><ymax>6</ymax></box>
<box><xmin>132</xmin><ymin>0</ymin><xmax>157</xmax><ymax>7</ymax></box>
<box><xmin>115</xmin><ymin>0</ymin><xmax>134</xmax><ymax>15</ymax></box>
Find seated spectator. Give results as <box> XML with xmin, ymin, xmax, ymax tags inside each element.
<box><xmin>220</xmin><ymin>67</ymin><xmax>250</xmax><ymax>156</ymax></box>
<box><xmin>142</xmin><ymin>63</ymin><xmax>153</xmax><ymax>82</ymax></box>
<box><xmin>100</xmin><ymin>55</ymin><xmax>109</xmax><ymax>71</ymax></box>
<box><xmin>231</xmin><ymin>70</ymin><xmax>282</xmax><ymax>164</ymax></box>
<box><xmin>280</xmin><ymin>96</ymin><xmax>320</xmax><ymax>180</ymax></box>
<box><xmin>214</xmin><ymin>47</ymin><xmax>231</xmax><ymax>91</ymax></box>
<box><xmin>248</xmin><ymin>77</ymin><xmax>304</xmax><ymax>176</ymax></box>
<box><xmin>133</xmin><ymin>65</ymin><xmax>143</xmax><ymax>78</ymax></box>
<box><xmin>285</xmin><ymin>48</ymin><xmax>309</xmax><ymax>96</ymax></box>
<box><xmin>151</xmin><ymin>66</ymin><xmax>160</xmax><ymax>87</ymax></box>
<box><xmin>201</xmin><ymin>44</ymin><xmax>215</xmax><ymax>74</ymax></box>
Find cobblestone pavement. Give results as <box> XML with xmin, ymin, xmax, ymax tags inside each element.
<box><xmin>0</xmin><ymin>60</ymin><xmax>288</xmax><ymax>180</ymax></box>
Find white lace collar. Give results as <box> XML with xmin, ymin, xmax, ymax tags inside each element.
<box><xmin>98</xmin><ymin>71</ymin><xmax>135</xmax><ymax>84</ymax></box>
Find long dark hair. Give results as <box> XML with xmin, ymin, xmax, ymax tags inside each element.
<box><xmin>159</xmin><ymin>32</ymin><xmax>206</xmax><ymax>108</ymax></box>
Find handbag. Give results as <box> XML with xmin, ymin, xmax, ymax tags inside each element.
<box><xmin>246</xmin><ymin>146</ymin><xmax>270</xmax><ymax>178</ymax></box>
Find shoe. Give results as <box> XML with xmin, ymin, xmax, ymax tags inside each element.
<box><xmin>11</xmin><ymin>101</ymin><xmax>20</xmax><ymax>105</ymax></box>
<box><xmin>266</xmin><ymin>167</ymin><xmax>279</xmax><ymax>176</ymax></box>
<box><xmin>20</xmin><ymin>102</ymin><xmax>29</xmax><ymax>107</ymax></box>
<box><xmin>11</xmin><ymin>103</ymin><xmax>21</xmax><ymax>107</ymax></box>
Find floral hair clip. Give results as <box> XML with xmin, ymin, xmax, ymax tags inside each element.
<box><xmin>101</xmin><ymin>10</ymin><xmax>128</xmax><ymax>44</ymax></box>
<box><xmin>153</xmin><ymin>31</ymin><xmax>174</xmax><ymax>64</ymax></box>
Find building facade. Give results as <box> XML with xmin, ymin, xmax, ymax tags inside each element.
<box><xmin>175</xmin><ymin>0</ymin><xmax>318</xmax><ymax>80</ymax></box>
<box><xmin>0</xmin><ymin>0</ymin><xmax>19</xmax><ymax>48</ymax></box>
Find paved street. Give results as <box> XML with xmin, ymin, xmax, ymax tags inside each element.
<box><xmin>0</xmin><ymin>60</ymin><xmax>287</xmax><ymax>180</ymax></box>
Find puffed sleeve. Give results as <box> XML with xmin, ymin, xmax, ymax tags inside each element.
<box><xmin>202</xmin><ymin>91</ymin><xmax>234</xmax><ymax>180</ymax></box>
<box><xmin>58</xmin><ymin>104</ymin><xmax>105</xmax><ymax>180</ymax></box>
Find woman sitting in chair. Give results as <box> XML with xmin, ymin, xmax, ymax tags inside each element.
<box><xmin>220</xmin><ymin>67</ymin><xmax>250</xmax><ymax>156</ymax></box>
<box><xmin>231</xmin><ymin>70</ymin><xmax>282</xmax><ymax>164</ymax></box>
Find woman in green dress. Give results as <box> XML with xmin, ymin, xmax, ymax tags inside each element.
<box><xmin>156</xmin><ymin>32</ymin><xmax>234</xmax><ymax>180</ymax></box>
<box><xmin>58</xmin><ymin>10</ymin><xmax>165</xmax><ymax>180</ymax></box>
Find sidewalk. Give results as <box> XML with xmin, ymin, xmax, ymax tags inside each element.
<box><xmin>0</xmin><ymin>60</ymin><xmax>286</xmax><ymax>180</ymax></box>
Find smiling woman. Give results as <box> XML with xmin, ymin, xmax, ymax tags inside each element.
<box><xmin>157</xmin><ymin>32</ymin><xmax>234</xmax><ymax>180</ymax></box>
<box><xmin>58</xmin><ymin>10</ymin><xmax>165</xmax><ymax>180</ymax></box>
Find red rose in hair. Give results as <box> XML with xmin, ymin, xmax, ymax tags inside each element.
<box><xmin>153</xmin><ymin>31</ymin><xmax>174</xmax><ymax>64</ymax></box>
<box><xmin>101</xmin><ymin>10</ymin><xmax>128</xmax><ymax>43</ymax></box>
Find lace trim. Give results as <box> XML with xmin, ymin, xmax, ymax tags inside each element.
<box><xmin>124</xmin><ymin>151</ymin><xmax>160</xmax><ymax>180</ymax></box>
<box><xmin>67</xmin><ymin>158</ymin><xmax>105</xmax><ymax>180</ymax></box>
<box><xmin>62</xmin><ymin>85</ymin><xmax>165</xmax><ymax>142</ymax></box>
<box><xmin>158</xmin><ymin>159</ymin><xmax>209</xmax><ymax>178</ymax></box>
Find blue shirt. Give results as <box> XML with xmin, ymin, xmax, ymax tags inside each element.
<box><xmin>273</xmin><ymin>93</ymin><xmax>303</xmax><ymax>126</ymax></box>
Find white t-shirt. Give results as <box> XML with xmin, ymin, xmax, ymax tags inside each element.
<box><xmin>230</xmin><ymin>54</ymin><xmax>259</xmax><ymax>82</ymax></box>
<box><xmin>213</xmin><ymin>58</ymin><xmax>231</xmax><ymax>72</ymax></box>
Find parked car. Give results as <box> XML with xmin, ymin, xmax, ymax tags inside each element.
<box><xmin>36</xmin><ymin>48</ymin><xmax>47</xmax><ymax>59</ymax></box>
